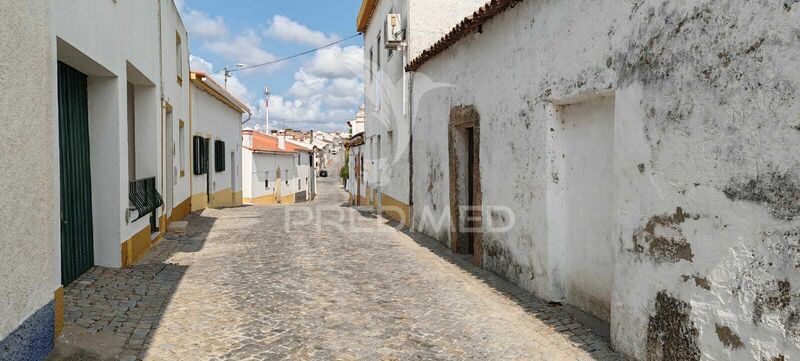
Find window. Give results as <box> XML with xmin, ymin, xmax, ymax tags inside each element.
<box><xmin>298</xmin><ymin>179</ymin><xmax>301</xmax><ymax>190</ymax></box>
<box><xmin>176</xmin><ymin>32</ymin><xmax>183</xmax><ymax>84</ymax></box>
<box><xmin>264</xmin><ymin>171</ymin><xmax>269</xmax><ymax>189</ymax></box>
<box><xmin>285</xmin><ymin>170</ymin><xmax>289</xmax><ymax>184</ymax></box>
<box><xmin>298</xmin><ymin>154</ymin><xmax>301</xmax><ymax>166</ymax></box>
<box><xmin>369</xmin><ymin>48</ymin><xmax>374</xmax><ymax>81</ymax></box>
<box><xmin>376</xmin><ymin>32</ymin><xmax>381</xmax><ymax>72</ymax></box>
<box><xmin>214</xmin><ymin>140</ymin><xmax>225</xmax><ymax>172</ymax></box>
<box><xmin>179</xmin><ymin>120</ymin><xmax>185</xmax><ymax>176</ymax></box>
<box><xmin>193</xmin><ymin>136</ymin><xmax>209</xmax><ymax>175</ymax></box>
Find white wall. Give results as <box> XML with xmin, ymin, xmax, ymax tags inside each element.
<box><xmin>161</xmin><ymin>0</ymin><xmax>191</xmax><ymax>212</ymax></box>
<box><xmin>0</xmin><ymin>0</ymin><xmax>57</xmax><ymax>341</ymax></box>
<box><xmin>243</xmin><ymin>150</ymin><xmax>300</xmax><ymax>201</ymax></box>
<box><xmin>54</xmin><ymin>0</ymin><xmax>165</xmax><ymax>267</ymax></box>
<box><xmin>408</xmin><ymin>0</ymin><xmax>800</xmax><ymax>359</ymax></box>
<box><xmin>190</xmin><ymin>83</ymin><xmax>244</xmax><ymax>202</ymax></box>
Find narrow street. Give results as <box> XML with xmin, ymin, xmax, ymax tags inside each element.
<box><xmin>50</xmin><ymin>176</ymin><xmax>620</xmax><ymax>361</ymax></box>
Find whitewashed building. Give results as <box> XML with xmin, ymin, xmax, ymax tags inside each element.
<box><xmin>242</xmin><ymin>131</ymin><xmax>315</xmax><ymax>205</ymax></box>
<box><xmin>358</xmin><ymin>0</ymin><xmax>800</xmax><ymax>359</ymax></box>
<box><xmin>357</xmin><ymin>0</ymin><xmax>487</xmax><ymax>226</ymax></box>
<box><xmin>189</xmin><ymin>72</ymin><xmax>250</xmax><ymax>211</ymax></box>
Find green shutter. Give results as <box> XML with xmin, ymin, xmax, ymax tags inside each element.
<box><xmin>58</xmin><ymin>62</ymin><xmax>94</xmax><ymax>285</ymax></box>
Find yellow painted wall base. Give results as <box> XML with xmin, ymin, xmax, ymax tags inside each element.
<box><xmin>191</xmin><ymin>192</ymin><xmax>208</xmax><ymax>212</ymax></box>
<box><xmin>122</xmin><ymin>225</ymin><xmax>153</xmax><ymax>267</ymax></box>
<box><xmin>209</xmin><ymin>188</ymin><xmax>233</xmax><ymax>208</ymax></box>
<box><xmin>170</xmin><ymin>197</ymin><xmax>192</xmax><ymax>223</ymax></box>
<box><xmin>233</xmin><ymin>191</ymin><xmax>243</xmax><ymax>206</ymax></box>
<box><xmin>279</xmin><ymin>193</ymin><xmax>295</xmax><ymax>204</ymax></box>
<box><xmin>54</xmin><ymin>287</ymin><xmax>64</xmax><ymax>338</ymax></box>
<box><xmin>245</xmin><ymin>192</ymin><xmax>278</xmax><ymax>205</ymax></box>
<box><xmin>381</xmin><ymin>193</ymin><xmax>411</xmax><ymax>227</ymax></box>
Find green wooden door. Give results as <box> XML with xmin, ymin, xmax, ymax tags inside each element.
<box><xmin>58</xmin><ymin>62</ymin><xmax>94</xmax><ymax>285</ymax></box>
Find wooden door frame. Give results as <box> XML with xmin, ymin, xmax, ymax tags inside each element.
<box><xmin>448</xmin><ymin>105</ymin><xmax>482</xmax><ymax>266</ymax></box>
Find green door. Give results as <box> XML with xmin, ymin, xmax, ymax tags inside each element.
<box><xmin>58</xmin><ymin>62</ymin><xmax>94</xmax><ymax>285</ymax></box>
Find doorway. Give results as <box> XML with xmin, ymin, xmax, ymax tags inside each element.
<box><xmin>57</xmin><ymin>62</ymin><xmax>95</xmax><ymax>285</ymax></box>
<box><xmin>559</xmin><ymin>95</ymin><xmax>615</xmax><ymax>321</ymax></box>
<box><xmin>448</xmin><ymin>105</ymin><xmax>482</xmax><ymax>265</ymax></box>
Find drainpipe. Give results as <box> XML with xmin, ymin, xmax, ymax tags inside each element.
<box><xmin>407</xmin><ymin>69</ymin><xmax>414</xmax><ymax>230</ymax></box>
<box><xmin>156</xmin><ymin>0</ymin><xmax>166</xmax><ymax>227</ymax></box>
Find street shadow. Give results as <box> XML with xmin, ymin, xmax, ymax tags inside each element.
<box><xmin>380</xmin><ymin>217</ymin><xmax>624</xmax><ymax>360</ymax></box>
<box><xmin>48</xmin><ymin>213</ymin><xmax>218</xmax><ymax>361</ymax></box>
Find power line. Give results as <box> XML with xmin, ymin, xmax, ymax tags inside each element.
<box><xmin>230</xmin><ymin>33</ymin><xmax>362</xmax><ymax>73</ymax></box>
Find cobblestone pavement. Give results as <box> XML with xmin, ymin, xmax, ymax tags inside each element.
<box><xmin>50</xmin><ymin>178</ymin><xmax>622</xmax><ymax>361</ymax></box>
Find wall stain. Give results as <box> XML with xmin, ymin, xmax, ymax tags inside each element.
<box><xmin>715</xmin><ymin>324</ymin><xmax>745</xmax><ymax>349</ymax></box>
<box><xmin>632</xmin><ymin>207</ymin><xmax>699</xmax><ymax>263</ymax></box>
<box><xmin>681</xmin><ymin>274</ymin><xmax>712</xmax><ymax>290</ymax></box>
<box><xmin>723</xmin><ymin>166</ymin><xmax>800</xmax><ymax>220</ymax></box>
<box><xmin>646</xmin><ymin>292</ymin><xmax>701</xmax><ymax>361</ymax></box>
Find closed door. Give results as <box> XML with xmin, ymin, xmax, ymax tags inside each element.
<box><xmin>58</xmin><ymin>62</ymin><xmax>94</xmax><ymax>285</ymax></box>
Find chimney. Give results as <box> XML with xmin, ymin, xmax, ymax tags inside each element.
<box><xmin>242</xmin><ymin>132</ymin><xmax>253</xmax><ymax>148</ymax></box>
<box><xmin>278</xmin><ymin>135</ymin><xmax>286</xmax><ymax>150</ymax></box>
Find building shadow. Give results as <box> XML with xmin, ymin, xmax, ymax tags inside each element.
<box><xmin>47</xmin><ymin>212</ymin><xmax>218</xmax><ymax>361</ymax></box>
<box><xmin>380</xmin><ymin>218</ymin><xmax>625</xmax><ymax>361</ymax></box>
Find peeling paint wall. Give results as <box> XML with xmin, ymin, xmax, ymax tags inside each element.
<box><xmin>406</xmin><ymin>0</ymin><xmax>800</xmax><ymax>359</ymax></box>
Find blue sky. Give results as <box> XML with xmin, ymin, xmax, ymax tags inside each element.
<box><xmin>176</xmin><ymin>0</ymin><xmax>364</xmax><ymax>131</ymax></box>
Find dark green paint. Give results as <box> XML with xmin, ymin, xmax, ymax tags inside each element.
<box><xmin>58</xmin><ymin>62</ymin><xmax>94</xmax><ymax>286</ymax></box>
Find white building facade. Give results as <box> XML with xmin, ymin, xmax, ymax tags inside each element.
<box><xmin>357</xmin><ymin>0</ymin><xmax>488</xmax><ymax>226</ymax></box>
<box><xmin>189</xmin><ymin>72</ymin><xmax>249</xmax><ymax>211</ymax></box>
<box><xmin>242</xmin><ymin>131</ymin><xmax>315</xmax><ymax>205</ymax></box>
<box><xmin>359</xmin><ymin>0</ymin><xmax>800</xmax><ymax>360</ymax></box>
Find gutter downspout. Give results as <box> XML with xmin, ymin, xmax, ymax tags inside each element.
<box><xmin>407</xmin><ymin>69</ymin><xmax>414</xmax><ymax>231</ymax></box>
<box><xmin>157</xmin><ymin>0</ymin><xmax>166</xmax><ymax>230</ymax></box>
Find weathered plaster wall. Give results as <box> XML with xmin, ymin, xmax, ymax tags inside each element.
<box><xmin>0</xmin><ymin>0</ymin><xmax>58</xmax><ymax>346</ymax></box>
<box><xmin>410</xmin><ymin>0</ymin><xmax>800</xmax><ymax>359</ymax></box>
<box><xmin>362</xmin><ymin>0</ymin><xmax>411</xmax><ymax>208</ymax></box>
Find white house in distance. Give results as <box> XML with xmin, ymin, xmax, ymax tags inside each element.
<box><xmin>189</xmin><ymin>71</ymin><xmax>250</xmax><ymax>211</ymax></box>
<box><xmin>242</xmin><ymin>131</ymin><xmax>315</xmax><ymax>205</ymax></box>
<box><xmin>347</xmin><ymin>105</ymin><xmax>366</xmax><ymax>138</ymax></box>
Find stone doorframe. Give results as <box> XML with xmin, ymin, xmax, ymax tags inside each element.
<box><xmin>448</xmin><ymin>105</ymin><xmax>482</xmax><ymax>266</ymax></box>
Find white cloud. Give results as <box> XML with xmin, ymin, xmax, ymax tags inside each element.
<box><xmin>184</xmin><ymin>10</ymin><xmax>228</xmax><ymax>39</ymax></box>
<box><xmin>265</xmin><ymin>15</ymin><xmax>340</xmax><ymax>47</ymax></box>
<box><xmin>204</xmin><ymin>29</ymin><xmax>279</xmax><ymax>72</ymax></box>
<box><xmin>189</xmin><ymin>55</ymin><xmax>214</xmax><ymax>73</ymax></box>
<box><xmin>305</xmin><ymin>45</ymin><xmax>363</xmax><ymax>79</ymax></box>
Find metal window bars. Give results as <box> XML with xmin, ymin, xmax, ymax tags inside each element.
<box><xmin>128</xmin><ymin>177</ymin><xmax>163</xmax><ymax>223</ymax></box>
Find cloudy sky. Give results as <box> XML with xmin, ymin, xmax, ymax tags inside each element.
<box><xmin>177</xmin><ymin>0</ymin><xmax>363</xmax><ymax>132</ymax></box>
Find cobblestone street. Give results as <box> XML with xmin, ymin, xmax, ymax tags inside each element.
<box><xmin>49</xmin><ymin>178</ymin><xmax>621</xmax><ymax>361</ymax></box>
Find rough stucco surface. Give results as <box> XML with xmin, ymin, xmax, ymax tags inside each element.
<box><xmin>408</xmin><ymin>0</ymin><xmax>800</xmax><ymax>359</ymax></box>
<box><xmin>0</xmin><ymin>0</ymin><xmax>57</xmax><ymax>343</ymax></box>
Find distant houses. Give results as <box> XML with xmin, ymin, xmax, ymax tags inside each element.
<box><xmin>242</xmin><ymin>131</ymin><xmax>315</xmax><ymax>205</ymax></box>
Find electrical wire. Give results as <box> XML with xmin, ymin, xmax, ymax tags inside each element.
<box><xmin>229</xmin><ymin>33</ymin><xmax>362</xmax><ymax>73</ymax></box>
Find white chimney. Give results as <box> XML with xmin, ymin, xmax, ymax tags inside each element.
<box><xmin>278</xmin><ymin>135</ymin><xmax>286</xmax><ymax>150</ymax></box>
